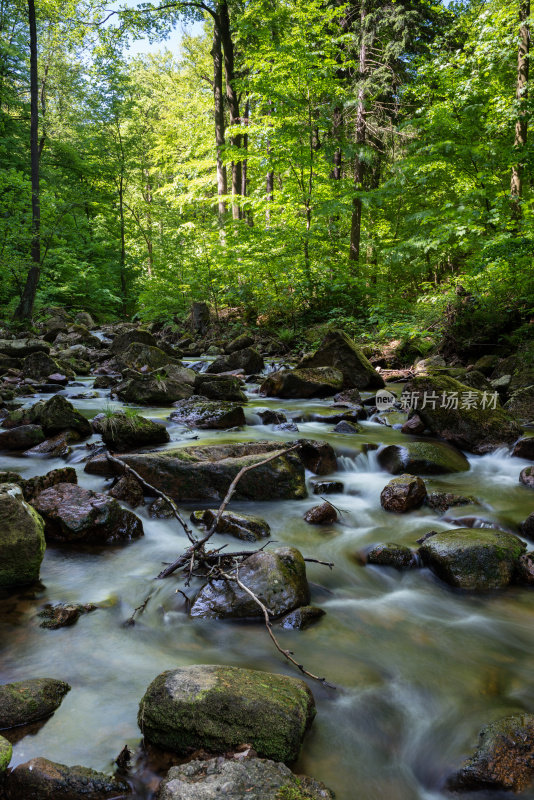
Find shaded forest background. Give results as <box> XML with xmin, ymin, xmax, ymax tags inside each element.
<box><xmin>0</xmin><ymin>0</ymin><xmax>532</xmax><ymax>355</ymax></box>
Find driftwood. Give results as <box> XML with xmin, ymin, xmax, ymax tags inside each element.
<box><xmin>107</xmin><ymin>444</ymin><xmax>335</xmax><ymax>688</ymax></box>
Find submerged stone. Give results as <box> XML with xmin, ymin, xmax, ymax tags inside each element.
<box><xmin>0</xmin><ymin>678</ymin><xmax>70</xmax><ymax>729</ymax></box>
<box><xmin>366</xmin><ymin>543</ymin><xmax>417</xmax><ymax>570</ymax></box>
<box><xmin>5</xmin><ymin>757</ymin><xmax>130</xmax><ymax>799</ymax></box>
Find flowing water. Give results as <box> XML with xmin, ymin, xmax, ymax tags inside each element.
<box><xmin>1</xmin><ymin>359</ymin><xmax>534</xmax><ymax>799</ymax></box>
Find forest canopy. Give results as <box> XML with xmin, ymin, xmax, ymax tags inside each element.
<box><xmin>0</xmin><ymin>0</ymin><xmax>532</xmax><ymax>351</ymax></box>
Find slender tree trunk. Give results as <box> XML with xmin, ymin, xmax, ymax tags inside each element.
<box><xmin>218</xmin><ymin>0</ymin><xmax>241</xmax><ymax>219</ymax></box>
<box><xmin>14</xmin><ymin>0</ymin><xmax>40</xmax><ymax>320</ymax></box>
<box><xmin>119</xmin><ymin>171</ymin><xmax>127</xmax><ymax>314</ymax></box>
<box><xmin>349</xmin><ymin>0</ymin><xmax>367</xmax><ymax>263</ymax></box>
<box><xmin>211</xmin><ymin>22</ymin><xmax>227</xmax><ymax>218</ymax></box>
<box><xmin>510</xmin><ymin>0</ymin><xmax>530</xmax><ymax>221</ymax></box>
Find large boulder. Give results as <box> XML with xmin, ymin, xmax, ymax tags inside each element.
<box><xmin>419</xmin><ymin>528</ymin><xmax>526</xmax><ymax>590</ymax></box>
<box><xmin>380</xmin><ymin>474</ymin><xmax>427</xmax><ymax>513</ymax></box>
<box><xmin>138</xmin><ymin>664</ymin><xmax>316</xmax><ymax>762</ymax></box>
<box><xmin>0</xmin><ymin>484</ymin><xmax>46</xmax><ymax>589</ymax></box>
<box><xmin>191</xmin><ymin>509</ymin><xmax>270</xmax><ymax>541</ymax></box>
<box><xmin>92</xmin><ymin>411</ymin><xmax>169</xmax><ymax>449</ymax></box>
<box><xmin>0</xmin><ymin>339</ymin><xmax>50</xmax><ymax>358</ymax></box>
<box><xmin>195</xmin><ymin>375</ymin><xmax>247</xmax><ymax>402</ymax></box>
<box><xmin>21</xmin><ymin>351</ymin><xmax>63</xmax><ymax>381</ymax></box>
<box><xmin>117</xmin><ymin>342</ymin><xmax>174</xmax><ymax>371</ymax></box>
<box><xmin>513</xmin><ymin>437</ymin><xmax>534</xmax><ymax>460</ymax></box>
<box><xmin>40</xmin><ymin>395</ymin><xmax>92</xmax><ymax>437</ymax></box>
<box><xmin>298</xmin><ymin>329</ymin><xmax>385</xmax><ymax>389</ymax></box>
<box><xmin>226</xmin><ymin>333</ymin><xmax>255</xmax><ymax>354</ymax></box>
<box><xmin>32</xmin><ymin>483</ymin><xmax>144</xmax><ymax>544</ymax></box>
<box><xmin>7</xmin><ymin>466</ymin><xmax>77</xmax><ymax>502</ymax></box>
<box><xmin>54</xmin><ymin>325</ymin><xmax>102</xmax><ymax>350</ymax></box>
<box><xmin>0</xmin><ymin>425</ymin><xmax>45</xmax><ymax>451</ymax></box>
<box><xmin>207</xmin><ymin>348</ymin><xmax>264</xmax><ymax>375</ymax></box>
<box><xmin>157</xmin><ymin>757</ymin><xmax>333</xmax><ymax>800</ymax></box>
<box><xmin>110</xmin><ymin>328</ymin><xmax>159</xmax><ymax>355</ymax></box>
<box><xmin>115</xmin><ymin>365</ymin><xmax>195</xmax><ymax>405</ymax></box>
<box><xmin>448</xmin><ymin>714</ymin><xmax>534</xmax><ymax>792</ymax></box>
<box><xmin>296</xmin><ymin>440</ymin><xmax>337</xmax><ymax>475</ymax></box>
<box><xmin>85</xmin><ymin>442</ymin><xmax>307</xmax><ymax>502</ymax></box>
<box><xmin>404</xmin><ymin>375</ymin><xmax>522</xmax><ymax>454</ymax></box>
<box><xmin>377</xmin><ymin>441</ymin><xmax>469</xmax><ymax>475</ymax></box>
<box><xmin>170</xmin><ymin>397</ymin><xmax>245</xmax><ymax>429</ymax></box>
<box><xmin>5</xmin><ymin>758</ymin><xmax>130</xmax><ymax>800</ymax></box>
<box><xmin>259</xmin><ymin>367</ymin><xmax>344</xmax><ymax>399</ymax></box>
<box><xmin>505</xmin><ymin>386</ymin><xmax>534</xmax><ymax>424</ymax></box>
<box><xmin>0</xmin><ymin>678</ymin><xmax>70</xmax><ymax>728</ymax></box>
<box><xmin>190</xmin><ymin>547</ymin><xmax>309</xmax><ymax>619</ymax></box>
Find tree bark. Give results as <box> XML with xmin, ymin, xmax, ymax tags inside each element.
<box><xmin>217</xmin><ymin>0</ymin><xmax>241</xmax><ymax>219</ymax></box>
<box><xmin>211</xmin><ymin>21</ymin><xmax>227</xmax><ymax>218</ymax></box>
<box><xmin>349</xmin><ymin>0</ymin><xmax>367</xmax><ymax>263</ymax></box>
<box><xmin>14</xmin><ymin>0</ymin><xmax>40</xmax><ymax>320</ymax></box>
<box><xmin>510</xmin><ymin>0</ymin><xmax>530</xmax><ymax>221</ymax></box>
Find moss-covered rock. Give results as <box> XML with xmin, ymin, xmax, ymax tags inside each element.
<box><xmin>366</xmin><ymin>543</ymin><xmax>417</xmax><ymax>570</ymax></box>
<box><xmin>380</xmin><ymin>474</ymin><xmax>427</xmax><ymax>513</ymax></box>
<box><xmin>5</xmin><ymin>757</ymin><xmax>130</xmax><ymax>799</ymax></box>
<box><xmin>86</xmin><ymin>441</ymin><xmax>307</xmax><ymax>502</ymax></box>
<box><xmin>157</xmin><ymin>757</ymin><xmax>333</xmax><ymax>800</ymax></box>
<box><xmin>419</xmin><ymin>528</ymin><xmax>526</xmax><ymax>590</ymax></box>
<box><xmin>0</xmin><ymin>734</ymin><xmax>12</xmax><ymax>775</ymax></box>
<box><xmin>520</xmin><ymin>466</ymin><xmax>534</xmax><ymax>489</ymax></box>
<box><xmin>299</xmin><ymin>329</ymin><xmax>384</xmax><ymax>390</ymax></box>
<box><xmin>138</xmin><ymin>664</ymin><xmax>316</xmax><ymax>762</ymax></box>
<box><xmin>448</xmin><ymin>714</ymin><xmax>534</xmax><ymax>792</ymax></box>
<box><xmin>191</xmin><ymin>509</ymin><xmax>270</xmax><ymax>541</ymax></box>
<box><xmin>0</xmin><ymin>484</ymin><xmax>45</xmax><ymax>589</ymax></box>
<box><xmin>115</xmin><ymin>365</ymin><xmax>196</xmax><ymax>405</ymax></box>
<box><xmin>170</xmin><ymin>397</ymin><xmax>246</xmax><ymax>429</ymax></box>
<box><xmin>378</xmin><ymin>441</ymin><xmax>469</xmax><ymax>475</ymax></box>
<box><xmin>513</xmin><ymin>437</ymin><xmax>534</xmax><ymax>460</ymax></box>
<box><xmin>190</xmin><ymin>546</ymin><xmax>310</xmax><ymax>619</ymax></box>
<box><xmin>279</xmin><ymin>606</ymin><xmax>325</xmax><ymax>631</ymax></box>
<box><xmin>0</xmin><ymin>424</ymin><xmax>45</xmax><ymax>450</ymax></box>
<box><xmin>21</xmin><ymin>351</ymin><xmax>65</xmax><ymax>381</ymax></box>
<box><xmin>260</xmin><ymin>368</ymin><xmax>344</xmax><ymax>399</ymax></box>
<box><xmin>208</xmin><ymin>347</ymin><xmax>264</xmax><ymax>375</ymax></box>
<box><xmin>195</xmin><ymin>374</ymin><xmax>247</xmax><ymax>402</ymax></box>
<box><xmin>92</xmin><ymin>411</ymin><xmax>170</xmax><ymax>449</ymax></box>
<box><xmin>505</xmin><ymin>385</ymin><xmax>534</xmax><ymax>423</ymax></box>
<box><xmin>425</xmin><ymin>492</ymin><xmax>478</xmax><ymax>513</ymax></box>
<box><xmin>226</xmin><ymin>333</ymin><xmax>255</xmax><ymax>354</ymax></box>
<box><xmin>303</xmin><ymin>502</ymin><xmax>338</xmax><ymax>524</ymax></box>
<box><xmin>110</xmin><ymin>328</ymin><xmax>160</xmax><ymax>355</ymax></box>
<box><xmin>32</xmin><ymin>482</ymin><xmax>144</xmax><ymax>544</ymax></box>
<box><xmin>0</xmin><ymin>678</ymin><xmax>70</xmax><ymax>728</ymax></box>
<box><xmin>404</xmin><ymin>374</ymin><xmax>522</xmax><ymax>454</ymax></box>
<box><xmin>40</xmin><ymin>395</ymin><xmax>92</xmax><ymax>437</ymax></box>
<box><xmin>0</xmin><ymin>339</ymin><xmax>50</xmax><ymax>358</ymax></box>
<box><xmin>118</xmin><ymin>341</ymin><xmax>175</xmax><ymax>371</ymax></box>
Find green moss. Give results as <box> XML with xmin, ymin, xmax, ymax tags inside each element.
<box><xmin>0</xmin><ymin>735</ymin><xmax>12</xmax><ymax>774</ymax></box>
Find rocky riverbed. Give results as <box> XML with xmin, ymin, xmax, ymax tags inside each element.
<box><xmin>1</xmin><ymin>317</ymin><xmax>534</xmax><ymax>799</ymax></box>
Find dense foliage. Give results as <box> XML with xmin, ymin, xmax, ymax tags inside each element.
<box><xmin>0</xmin><ymin>0</ymin><xmax>532</xmax><ymax>348</ymax></box>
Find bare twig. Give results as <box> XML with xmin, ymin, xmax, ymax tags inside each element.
<box><xmin>124</xmin><ymin>592</ymin><xmax>152</xmax><ymax>627</ymax></box>
<box><xmin>303</xmin><ymin>558</ymin><xmax>335</xmax><ymax>569</ymax></box>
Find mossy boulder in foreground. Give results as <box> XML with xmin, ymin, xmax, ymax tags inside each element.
<box><xmin>0</xmin><ymin>678</ymin><xmax>70</xmax><ymax>729</ymax></box>
<box><xmin>0</xmin><ymin>483</ymin><xmax>46</xmax><ymax>590</ymax></box>
<box><xmin>448</xmin><ymin>714</ymin><xmax>534</xmax><ymax>792</ymax></box>
<box><xmin>377</xmin><ymin>441</ymin><xmax>469</xmax><ymax>475</ymax></box>
<box><xmin>419</xmin><ymin>528</ymin><xmax>526</xmax><ymax>590</ymax></box>
<box><xmin>92</xmin><ymin>411</ymin><xmax>170</xmax><ymax>449</ymax></box>
<box><xmin>138</xmin><ymin>664</ymin><xmax>316</xmax><ymax>762</ymax></box>
<box><xmin>0</xmin><ymin>735</ymin><xmax>12</xmax><ymax>775</ymax></box>
<box><xmin>157</xmin><ymin>756</ymin><xmax>334</xmax><ymax>800</ymax></box>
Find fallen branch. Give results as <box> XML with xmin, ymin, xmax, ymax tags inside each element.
<box><xmin>124</xmin><ymin>592</ymin><xmax>152</xmax><ymax>627</ymax></box>
<box><xmin>106</xmin><ymin>452</ymin><xmax>196</xmax><ymax>544</ymax></box>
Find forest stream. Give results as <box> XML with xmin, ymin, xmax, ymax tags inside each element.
<box><xmin>1</xmin><ymin>344</ymin><xmax>534</xmax><ymax>800</ymax></box>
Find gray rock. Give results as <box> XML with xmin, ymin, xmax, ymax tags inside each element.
<box><xmin>208</xmin><ymin>348</ymin><xmax>264</xmax><ymax>375</ymax></box>
<box><xmin>170</xmin><ymin>397</ymin><xmax>245</xmax><ymax>429</ymax></box>
<box><xmin>279</xmin><ymin>606</ymin><xmax>325</xmax><ymax>630</ymax></box>
<box><xmin>520</xmin><ymin>466</ymin><xmax>534</xmax><ymax>489</ymax></box>
<box><xmin>0</xmin><ymin>424</ymin><xmax>45</xmax><ymax>450</ymax></box>
<box><xmin>191</xmin><ymin>546</ymin><xmax>310</xmax><ymax>619</ymax></box>
<box><xmin>377</xmin><ymin>441</ymin><xmax>469</xmax><ymax>475</ymax></box>
<box><xmin>513</xmin><ymin>437</ymin><xmax>534</xmax><ymax>460</ymax></box>
<box><xmin>0</xmin><ymin>678</ymin><xmax>70</xmax><ymax>729</ymax></box>
<box><xmin>299</xmin><ymin>329</ymin><xmax>384</xmax><ymax>390</ymax></box>
<box><xmin>40</xmin><ymin>395</ymin><xmax>92</xmax><ymax>437</ymax></box>
<box><xmin>366</xmin><ymin>543</ymin><xmax>417</xmax><ymax>570</ymax></box>
<box><xmin>380</xmin><ymin>474</ymin><xmax>427</xmax><ymax>513</ymax></box>
<box><xmin>190</xmin><ymin>509</ymin><xmax>270</xmax><ymax>541</ymax></box>
<box><xmin>260</xmin><ymin>367</ymin><xmax>344</xmax><ymax>399</ymax></box>
<box><xmin>138</xmin><ymin>664</ymin><xmax>316</xmax><ymax>762</ymax></box>
<box><xmin>92</xmin><ymin>411</ymin><xmax>169</xmax><ymax>449</ymax></box>
<box><xmin>226</xmin><ymin>333</ymin><xmax>255</xmax><ymax>354</ymax></box>
<box><xmin>32</xmin><ymin>483</ymin><xmax>143</xmax><ymax>544</ymax></box>
<box><xmin>0</xmin><ymin>339</ymin><xmax>50</xmax><ymax>358</ymax></box>
<box><xmin>5</xmin><ymin>757</ymin><xmax>130</xmax><ymax>799</ymax></box>
<box><xmin>157</xmin><ymin>757</ymin><xmax>333</xmax><ymax>800</ymax></box>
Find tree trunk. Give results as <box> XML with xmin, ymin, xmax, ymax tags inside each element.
<box><xmin>211</xmin><ymin>22</ymin><xmax>227</xmax><ymax>218</ymax></box>
<box><xmin>510</xmin><ymin>0</ymin><xmax>530</xmax><ymax>221</ymax></box>
<box><xmin>218</xmin><ymin>0</ymin><xmax>241</xmax><ymax>219</ymax></box>
<box><xmin>14</xmin><ymin>0</ymin><xmax>40</xmax><ymax>320</ymax></box>
<box><xmin>349</xmin><ymin>0</ymin><xmax>367</xmax><ymax>263</ymax></box>
<box><xmin>119</xmin><ymin>172</ymin><xmax>127</xmax><ymax>314</ymax></box>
